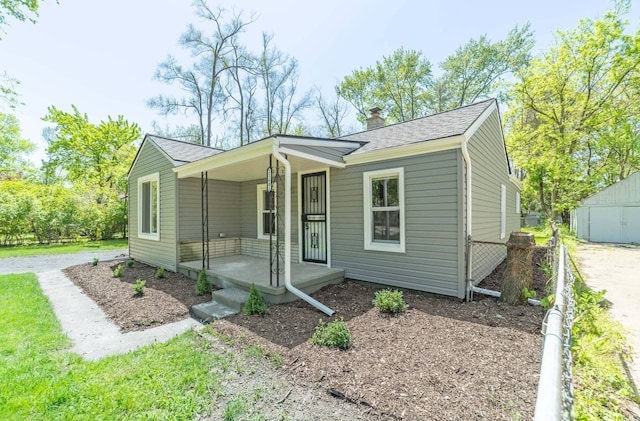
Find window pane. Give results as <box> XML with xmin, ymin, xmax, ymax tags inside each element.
<box><xmin>263</xmin><ymin>213</ymin><xmax>274</xmax><ymax>235</ymax></box>
<box><xmin>142</xmin><ymin>182</ymin><xmax>150</xmax><ymax>233</ymax></box>
<box><xmin>373</xmin><ymin>210</ymin><xmax>400</xmax><ymax>242</ymax></box>
<box><xmin>150</xmin><ymin>181</ymin><xmax>158</xmax><ymax>233</ymax></box>
<box><xmin>371</xmin><ymin>177</ymin><xmax>398</xmax><ymax>207</ymax></box>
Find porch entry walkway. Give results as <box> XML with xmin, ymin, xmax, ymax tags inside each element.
<box><xmin>178</xmin><ymin>255</ymin><xmax>344</xmax><ymax>304</ymax></box>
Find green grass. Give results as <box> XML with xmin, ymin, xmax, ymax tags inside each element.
<box><xmin>522</xmin><ymin>226</ymin><xmax>552</xmax><ymax>245</ymax></box>
<box><xmin>0</xmin><ymin>273</ymin><xmax>223</xmax><ymax>420</ymax></box>
<box><xmin>0</xmin><ymin>238</ymin><xmax>128</xmax><ymax>258</ymax></box>
<box><xmin>570</xmin><ymin>264</ymin><xmax>639</xmax><ymax>419</ymax></box>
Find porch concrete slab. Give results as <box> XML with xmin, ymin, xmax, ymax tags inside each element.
<box><xmin>37</xmin><ymin>270</ymin><xmax>202</xmax><ymax>361</ymax></box>
<box><xmin>191</xmin><ymin>301</ymin><xmax>239</xmax><ymax>323</ymax></box>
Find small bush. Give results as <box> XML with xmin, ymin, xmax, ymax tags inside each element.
<box><xmin>155</xmin><ymin>267</ymin><xmax>165</xmax><ymax>279</ymax></box>
<box><xmin>112</xmin><ymin>264</ymin><xmax>123</xmax><ymax>278</ymax></box>
<box><xmin>373</xmin><ymin>289</ymin><xmax>407</xmax><ymax>314</ymax></box>
<box><xmin>132</xmin><ymin>279</ymin><xmax>146</xmax><ymax>296</ymax></box>
<box><xmin>243</xmin><ymin>284</ymin><xmax>267</xmax><ymax>315</ymax></box>
<box><xmin>310</xmin><ymin>318</ymin><xmax>351</xmax><ymax>350</ymax></box>
<box><xmin>126</xmin><ymin>259</ymin><xmax>134</xmax><ymax>267</ymax></box>
<box><xmin>91</xmin><ymin>258</ymin><xmax>99</xmax><ymax>266</ymax></box>
<box><xmin>522</xmin><ymin>287</ymin><xmax>536</xmax><ymax>299</ymax></box>
<box><xmin>195</xmin><ymin>270</ymin><xmax>211</xmax><ymax>295</ymax></box>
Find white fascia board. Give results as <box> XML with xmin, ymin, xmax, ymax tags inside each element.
<box><xmin>343</xmin><ymin>135</ymin><xmax>463</xmax><ymax>166</ymax></box>
<box><xmin>128</xmin><ymin>136</ymin><xmax>178</xmax><ymax>179</ymax></box>
<box><xmin>463</xmin><ymin>100</ymin><xmax>498</xmax><ymax>141</ymax></box>
<box><xmin>279</xmin><ymin>137</ymin><xmax>363</xmax><ymax>149</ymax></box>
<box><xmin>510</xmin><ymin>174</ymin><xmax>523</xmax><ymax>189</ymax></box>
<box><xmin>174</xmin><ymin>138</ymin><xmax>275</xmax><ymax>178</ymax></box>
<box><xmin>278</xmin><ymin>146</ymin><xmax>346</xmax><ymax>168</ymax></box>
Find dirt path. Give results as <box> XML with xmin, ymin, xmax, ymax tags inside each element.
<box><xmin>575</xmin><ymin>243</ymin><xmax>640</xmax><ymax>391</ymax></box>
<box><xmin>0</xmin><ymin>249</ymin><xmax>128</xmax><ymax>274</ymax></box>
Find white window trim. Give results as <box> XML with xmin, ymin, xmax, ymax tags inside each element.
<box><xmin>500</xmin><ymin>184</ymin><xmax>506</xmax><ymax>239</ymax></box>
<box><xmin>515</xmin><ymin>192</ymin><xmax>521</xmax><ymax>214</ymax></box>
<box><xmin>363</xmin><ymin>167</ymin><xmax>405</xmax><ymax>253</ymax></box>
<box><xmin>257</xmin><ymin>183</ymin><xmax>276</xmax><ymax>240</ymax></box>
<box><xmin>137</xmin><ymin>172</ymin><xmax>160</xmax><ymax>241</ymax></box>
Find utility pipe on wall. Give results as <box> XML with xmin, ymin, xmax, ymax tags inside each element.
<box><xmin>272</xmin><ymin>143</ymin><xmax>335</xmax><ymax>316</ymax></box>
<box><xmin>461</xmin><ymin>139</ymin><xmax>473</xmax><ymax>300</ymax></box>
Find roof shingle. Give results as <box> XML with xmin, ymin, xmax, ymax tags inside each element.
<box><xmin>147</xmin><ymin>135</ymin><xmax>222</xmax><ymax>165</ymax></box>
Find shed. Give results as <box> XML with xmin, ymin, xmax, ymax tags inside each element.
<box><xmin>571</xmin><ymin>172</ymin><xmax>640</xmax><ymax>243</ymax></box>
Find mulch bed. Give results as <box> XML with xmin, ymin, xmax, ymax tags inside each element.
<box><xmin>65</xmin><ymin>259</ymin><xmax>545</xmax><ymax>419</ymax></box>
<box><xmin>477</xmin><ymin>246</ymin><xmax>552</xmax><ymax>298</ymax></box>
<box><xmin>64</xmin><ymin>259</ymin><xmax>212</xmax><ymax>332</ymax></box>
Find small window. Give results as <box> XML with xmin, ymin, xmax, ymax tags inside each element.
<box><xmin>363</xmin><ymin>168</ymin><xmax>405</xmax><ymax>252</ymax></box>
<box><xmin>138</xmin><ymin>173</ymin><xmax>159</xmax><ymax>241</ymax></box>
<box><xmin>500</xmin><ymin>184</ymin><xmax>506</xmax><ymax>239</ymax></box>
<box><xmin>515</xmin><ymin>192</ymin><xmax>521</xmax><ymax>214</ymax></box>
<box><xmin>257</xmin><ymin>184</ymin><xmax>276</xmax><ymax>239</ymax></box>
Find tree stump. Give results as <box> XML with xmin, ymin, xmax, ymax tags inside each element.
<box><xmin>500</xmin><ymin>232</ymin><xmax>536</xmax><ymax>305</ymax></box>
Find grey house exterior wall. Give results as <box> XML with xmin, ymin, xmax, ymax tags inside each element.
<box><xmin>331</xmin><ymin>150</ymin><xmax>463</xmax><ymax>298</ymax></box>
<box><xmin>178</xmin><ymin>178</ymin><xmax>242</xmax><ymax>241</ymax></box>
<box><xmin>467</xmin><ymin>109</ymin><xmax>520</xmax><ymax>282</ymax></box>
<box><xmin>128</xmin><ymin>141</ymin><xmax>178</xmax><ymax>270</ymax></box>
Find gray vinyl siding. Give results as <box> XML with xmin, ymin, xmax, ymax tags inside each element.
<box><xmin>468</xmin><ymin>109</ymin><xmax>520</xmax><ymax>242</ymax></box>
<box><xmin>331</xmin><ymin>150</ymin><xmax>461</xmax><ymax>297</ymax></box>
<box><xmin>178</xmin><ymin>178</ymin><xmax>242</xmax><ymax>241</ymax></box>
<box><xmin>128</xmin><ymin>141</ymin><xmax>178</xmax><ymax>270</ymax></box>
<box><xmin>240</xmin><ymin>177</ymin><xmax>299</xmax><ymax>242</ymax></box>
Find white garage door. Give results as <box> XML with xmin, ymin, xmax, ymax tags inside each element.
<box><xmin>622</xmin><ymin>207</ymin><xmax>640</xmax><ymax>244</ymax></box>
<box><xmin>589</xmin><ymin>207</ymin><xmax>621</xmax><ymax>243</ymax></box>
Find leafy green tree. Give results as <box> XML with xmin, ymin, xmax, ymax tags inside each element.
<box><xmin>0</xmin><ymin>112</ymin><xmax>34</xmax><ymax>174</ymax></box>
<box><xmin>506</xmin><ymin>1</ymin><xmax>640</xmax><ymax>220</ymax></box>
<box><xmin>0</xmin><ymin>179</ymin><xmax>34</xmax><ymax>245</ymax></box>
<box><xmin>0</xmin><ymin>0</ymin><xmax>42</xmax><ymax>38</ymax></box>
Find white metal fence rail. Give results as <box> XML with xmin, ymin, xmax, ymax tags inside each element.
<box><xmin>534</xmin><ymin>244</ymin><xmax>575</xmax><ymax>420</ymax></box>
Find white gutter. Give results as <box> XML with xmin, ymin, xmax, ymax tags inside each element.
<box><xmin>272</xmin><ymin>144</ymin><xmax>335</xmax><ymax>316</ymax></box>
<box><xmin>469</xmin><ymin>282</ymin><xmax>542</xmax><ymax>306</ymax></box>
<box><xmin>461</xmin><ymin>139</ymin><xmax>473</xmax><ymax>300</ymax></box>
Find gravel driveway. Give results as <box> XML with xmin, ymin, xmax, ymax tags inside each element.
<box><xmin>576</xmin><ymin>243</ymin><xmax>640</xmax><ymax>391</ymax></box>
<box><xmin>0</xmin><ymin>249</ymin><xmax>128</xmax><ymax>275</ymax></box>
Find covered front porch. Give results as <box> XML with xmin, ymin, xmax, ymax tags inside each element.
<box><xmin>178</xmin><ymin>255</ymin><xmax>344</xmax><ymax>304</ymax></box>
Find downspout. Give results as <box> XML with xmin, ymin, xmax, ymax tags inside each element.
<box><xmin>272</xmin><ymin>143</ymin><xmax>335</xmax><ymax>316</ymax></box>
<box><xmin>461</xmin><ymin>139</ymin><xmax>473</xmax><ymax>301</ymax></box>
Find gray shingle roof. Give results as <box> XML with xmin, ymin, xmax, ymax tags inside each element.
<box><xmin>339</xmin><ymin>99</ymin><xmax>495</xmax><ymax>154</ymax></box>
<box><xmin>148</xmin><ymin>135</ymin><xmax>223</xmax><ymax>165</ymax></box>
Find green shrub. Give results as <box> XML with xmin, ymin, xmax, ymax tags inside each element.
<box><xmin>195</xmin><ymin>270</ymin><xmax>211</xmax><ymax>295</ymax></box>
<box><xmin>112</xmin><ymin>264</ymin><xmax>123</xmax><ymax>278</ymax></box>
<box><xmin>155</xmin><ymin>266</ymin><xmax>165</xmax><ymax>279</ymax></box>
<box><xmin>91</xmin><ymin>257</ymin><xmax>99</xmax><ymax>266</ymax></box>
<box><xmin>372</xmin><ymin>289</ymin><xmax>407</xmax><ymax>314</ymax></box>
<box><xmin>310</xmin><ymin>318</ymin><xmax>351</xmax><ymax>350</ymax></box>
<box><xmin>126</xmin><ymin>259</ymin><xmax>134</xmax><ymax>267</ymax></box>
<box><xmin>242</xmin><ymin>284</ymin><xmax>267</xmax><ymax>315</ymax></box>
<box><xmin>132</xmin><ymin>279</ymin><xmax>146</xmax><ymax>296</ymax></box>
<box><xmin>522</xmin><ymin>287</ymin><xmax>536</xmax><ymax>299</ymax></box>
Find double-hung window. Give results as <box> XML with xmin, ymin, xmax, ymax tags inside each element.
<box><xmin>363</xmin><ymin>168</ymin><xmax>405</xmax><ymax>252</ymax></box>
<box><xmin>138</xmin><ymin>173</ymin><xmax>159</xmax><ymax>240</ymax></box>
<box><xmin>257</xmin><ymin>184</ymin><xmax>276</xmax><ymax>239</ymax></box>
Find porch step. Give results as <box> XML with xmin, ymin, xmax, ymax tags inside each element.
<box><xmin>191</xmin><ymin>301</ymin><xmax>238</xmax><ymax>323</ymax></box>
<box><xmin>211</xmin><ymin>287</ymin><xmax>250</xmax><ymax>312</ymax></box>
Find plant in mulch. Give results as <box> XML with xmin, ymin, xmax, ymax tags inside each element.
<box><xmin>242</xmin><ymin>284</ymin><xmax>267</xmax><ymax>315</ymax></box>
<box><xmin>195</xmin><ymin>270</ymin><xmax>211</xmax><ymax>296</ymax></box>
<box><xmin>126</xmin><ymin>259</ymin><xmax>135</xmax><ymax>268</ymax></box>
<box><xmin>522</xmin><ymin>287</ymin><xmax>536</xmax><ymax>300</ymax></box>
<box><xmin>132</xmin><ymin>279</ymin><xmax>146</xmax><ymax>296</ymax></box>
<box><xmin>310</xmin><ymin>318</ymin><xmax>351</xmax><ymax>350</ymax></box>
<box><xmin>372</xmin><ymin>289</ymin><xmax>407</xmax><ymax>314</ymax></box>
<box><xmin>155</xmin><ymin>266</ymin><xmax>165</xmax><ymax>279</ymax></box>
<box><xmin>91</xmin><ymin>258</ymin><xmax>99</xmax><ymax>266</ymax></box>
<box><xmin>112</xmin><ymin>264</ymin><xmax>124</xmax><ymax>278</ymax></box>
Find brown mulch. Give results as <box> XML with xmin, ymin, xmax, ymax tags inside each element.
<box><xmin>477</xmin><ymin>246</ymin><xmax>552</xmax><ymax>298</ymax></box>
<box><xmin>63</xmin><ymin>259</ymin><xmax>212</xmax><ymax>332</ymax></box>
<box><xmin>65</xmin><ymin>260</ymin><xmax>545</xmax><ymax>420</ymax></box>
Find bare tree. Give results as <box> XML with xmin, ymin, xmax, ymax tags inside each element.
<box><xmin>314</xmin><ymin>87</ymin><xmax>350</xmax><ymax>137</ymax></box>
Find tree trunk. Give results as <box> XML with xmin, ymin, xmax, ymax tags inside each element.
<box><xmin>500</xmin><ymin>232</ymin><xmax>536</xmax><ymax>305</ymax></box>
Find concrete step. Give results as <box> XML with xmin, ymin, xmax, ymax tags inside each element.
<box><xmin>211</xmin><ymin>287</ymin><xmax>250</xmax><ymax>311</ymax></box>
<box><xmin>191</xmin><ymin>301</ymin><xmax>238</xmax><ymax>323</ymax></box>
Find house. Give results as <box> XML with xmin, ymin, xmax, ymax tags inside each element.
<box><xmin>127</xmin><ymin>99</ymin><xmax>520</xmax><ymax>313</ymax></box>
<box><xmin>571</xmin><ymin>172</ymin><xmax>640</xmax><ymax>244</ymax></box>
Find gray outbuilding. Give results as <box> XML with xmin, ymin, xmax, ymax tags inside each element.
<box><xmin>571</xmin><ymin>172</ymin><xmax>640</xmax><ymax>244</ymax></box>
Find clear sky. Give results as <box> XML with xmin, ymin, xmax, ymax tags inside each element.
<box><xmin>0</xmin><ymin>0</ymin><xmax>636</xmax><ymax>164</ymax></box>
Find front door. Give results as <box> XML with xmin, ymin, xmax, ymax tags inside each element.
<box><xmin>301</xmin><ymin>172</ymin><xmax>327</xmax><ymax>263</ymax></box>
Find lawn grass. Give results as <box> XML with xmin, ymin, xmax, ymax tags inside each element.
<box><xmin>522</xmin><ymin>225</ymin><xmax>552</xmax><ymax>245</ymax></box>
<box><xmin>0</xmin><ymin>238</ymin><xmax>128</xmax><ymax>258</ymax></box>
<box><xmin>0</xmin><ymin>273</ymin><xmax>222</xmax><ymax>420</ymax></box>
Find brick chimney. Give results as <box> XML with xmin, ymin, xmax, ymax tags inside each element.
<box><xmin>366</xmin><ymin>107</ymin><xmax>385</xmax><ymax>130</ymax></box>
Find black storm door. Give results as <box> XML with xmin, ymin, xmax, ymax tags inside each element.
<box><xmin>301</xmin><ymin>172</ymin><xmax>327</xmax><ymax>263</ymax></box>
